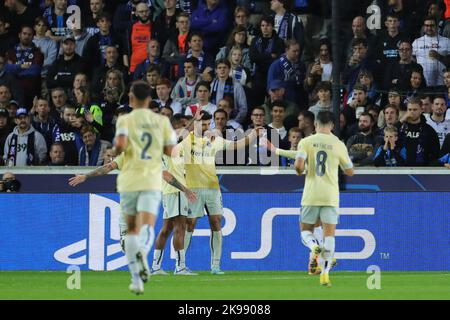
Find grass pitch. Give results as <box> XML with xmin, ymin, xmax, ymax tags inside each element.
<box><xmin>0</xmin><ymin>271</ymin><xmax>448</xmax><ymax>300</ymax></box>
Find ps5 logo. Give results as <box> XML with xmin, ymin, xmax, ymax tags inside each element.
<box><xmin>54</xmin><ymin>194</ymin><xmax>127</xmax><ymax>271</ymax></box>
<box><xmin>231</xmin><ymin>207</ymin><xmax>376</xmax><ymax>260</ymax></box>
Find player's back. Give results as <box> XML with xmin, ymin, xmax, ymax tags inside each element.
<box><xmin>298</xmin><ymin>133</ymin><xmax>351</xmax><ymax>207</ymax></box>
<box><xmin>117</xmin><ymin>109</ymin><xmax>175</xmax><ymax>192</ymax></box>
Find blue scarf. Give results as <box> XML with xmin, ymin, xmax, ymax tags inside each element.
<box><xmin>79</xmin><ymin>138</ymin><xmax>101</xmax><ymax>166</ymax></box>
<box><xmin>277</xmin><ymin>13</ymin><xmax>290</xmax><ymax>40</ymax></box>
<box><xmin>210</xmin><ymin>77</ymin><xmax>234</xmax><ymax>105</ymax></box>
<box><xmin>280</xmin><ymin>54</ymin><xmax>301</xmax><ymax>85</ymax></box>
<box><xmin>234</xmin><ymin>66</ymin><xmax>243</xmax><ymax>82</ymax></box>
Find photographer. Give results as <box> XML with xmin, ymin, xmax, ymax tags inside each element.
<box><xmin>0</xmin><ymin>172</ymin><xmax>21</xmax><ymax>192</ymax></box>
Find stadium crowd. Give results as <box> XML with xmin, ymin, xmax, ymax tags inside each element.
<box><xmin>0</xmin><ymin>0</ymin><xmax>449</xmax><ymax>167</ymax></box>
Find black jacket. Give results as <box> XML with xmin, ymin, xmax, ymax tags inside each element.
<box><xmin>47</xmin><ymin>54</ymin><xmax>88</xmax><ymax>90</ymax></box>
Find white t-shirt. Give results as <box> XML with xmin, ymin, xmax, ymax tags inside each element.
<box><xmin>321</xmin><ymin>62</ymin><xmax>333</xmax><ymax>81</ymax></box>
<box><xmin>424</xmin><ymin>113</ymin><xmax>450</xmax><ymax>147</ymax></box>
<box><xmin>274</xmin><ymin>15</ymin><xmax>283</xmax><ymax>34</ymax></box>
<box><xmin>412</xmin><ymin>35</ymin><xmax>450</xmax><ymax>86</ymax></box>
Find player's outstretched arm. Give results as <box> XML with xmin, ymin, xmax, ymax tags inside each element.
<box><xmin>68</xmin><ymin>162</ymin><xmax>118</xmax><ymax>187</ymax></box>
<box><xmin>230</xmin><ymin>127</ymin><xmax>264</xmax><ymax>150</ymax></box>
<box><xmin>294</xmin><ymin>157</ymin><xmax>305</xmax><ymax>176</ymax></box>
<box><xmin>162</xmin><ymin>170</ymin><xmax>198</xmax><ymax>203</ymax></box>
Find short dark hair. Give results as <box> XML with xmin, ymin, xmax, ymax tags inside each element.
<box><xmin>299</xmin><ymin>110</ymin><xmax>315</xmax><ymax>123</ymax></box>
<box><xmin>353</xmin><ymin>83</ymin><xmax>368</xmax><ymax>93</ymax></box>
<box><xmin>215</xmin><ymin>58</ymin><xmax>231</xmax><ymax>69</ymax></box>
<box><xmin>408</xmin><ymin>97</ymin><xmax>422</xmax><ymax>107</ymax></box>
<box><xmin>271</xmin><ymin>100</ymin><xmax>286</xmax><ymax>110</ymax></box>
<box><xmin>187</xmin><ymin>32</ymin><xmax>203</xmax><ymax>43</ymax></box>
<box><xmin>432</xmin><ymin>94</ymin><xmax>446</xmax><ymax>102</ymax></box>
<box><xmin>386</xmin><ymin>12</ymin><xmax>399</xmax><ymax>21</ymax></box>
<box><xmin>359</xmin><ymin>111</ymin><xmax>374</xmax><ymax>122</ymax></box>
<box><xmin>184</xmin><ymin>57</ymin><xmax>199</xmax><ymax>69</ymax></box>
<box><xmin>195</xmin><ymin>81</ymin><xmax>210</xmax><ymax>93</ymax></box>
<box><xmin>80</xmin><ymin>124</ymin><xmax>96</xmax><ymax>136</ymax></box>
<box><xmin>260</xmin><ymin>15</ymin><xmax>274</xmax><ymax>27</ymax></box>
<box><xmin>252</xmin><ymin>106</ymin><xmax>265</xmax><ymax>115</ymax></box>
<box><xmin>316</xmin><ymin>81</ymin><xmax>332</xmax><ymax>92</ymax></box>
<box><xmin>316</xmin><ymin>111</ymin><xmax>334</xmax><ymax>126</ymax></box>
<box><xmin>214</xmin><ymin>109</ymin><xmax>228</xmax><ymax>119</ymax></box>
<box><xmin>146</xmin><ymin>63</ymin><xmax>161</xmax><ymax>75</ymax></box>
<box><xmin>200</xmin><ymin>110</ymin><xmax>212</xmax><ymax>120</ymax></box>
<box><xmin>95</xmin><ymin>12</ymin><xmax>112</xmax><ymax>24</ymax></box>
<box><xmin>351</xmin><ymin>38</ymin><xmax>368</xmax><ymax>48</ymax></box>
<box><xmin>130</xmin><ymin>81</ymin><xmax>151</xmax><ymax>101</ymax></box>
<box><xmin>156</xmin><ymin>78</ymin><xmax>172</xmax><ymax>88</ymax></box>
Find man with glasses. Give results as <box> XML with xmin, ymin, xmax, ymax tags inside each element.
<box><xmin>412</xmin><ymin>16</ymin><xmax>450</xmax><ymax>87</ymax></box>
<box><xmin>386</xmin><ymin>41</ymin><xmax>423</xmax><ymax>89</ymax></box>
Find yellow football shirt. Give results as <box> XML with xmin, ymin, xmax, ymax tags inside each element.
<box><xmin>115</xmin><ymin>109</ymin><xmax>177</xmax><ymax>192</ymax></box>
<box><xmin>296</xmin><ymin>133</ymin><xmax>353</xmax><ymax>207</ymax></box>
<box><xmin>181</xmin><ymin>132</ymin><xmax>232</xmax><ymax>189</ymax></box>
<box><xmin>162</xmin><ymin>143</ymin><xmax>186</xmax><ymax>195</ymax></box>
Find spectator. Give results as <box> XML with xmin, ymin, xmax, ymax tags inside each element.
<box><xmin>0</xmin><ymin>14</ymin><xmax>17</xmax><ymax>55</ymax></box>
<box><xmin>412</xmin><ymin>15</ymin><xmax>450</xmax><ymax>87</ymax></box>
<box><xmin>309</xmin><ymin>81</ymin><xmax>332</xmax><ymax>119</ymax></box>
<box><xmin>133</xmin><ymin>39</ymin><xmax>170</xmax><ymax>81</ymax></box>
<box><xmin>160</xmin><ymin>106</ymin><xmax>174</xmax><ymax>118</ymax></box>
<box><xmin>179</xmin><ymin>32</ymin><xmax>214</xmax><ymax>78</ymax></box>
<box><xmin>305</xmin><ymin>38</ymin><xmax>333</xmax><ymax>99</ymax></box>
<box><xmin>5</xmin><ymin>25</ymin><xmax>44</xmax><ymax>107</ymax></box>
<box><xmin>346</xmin><ymin>112</ymin><xmax>381</xmax><ymax>166</ymax></box>
<box><xmin>228</xmin><ymin>46</ymin><xmax>250</xmax><ymax>87</ymax></box>
<box><xmin>4</xmin><ymin>0</ymin><xmax>40</xmax><ymax>36</ymax></box>
<box><xmin>217</xmin><ymin>97</ymin><xmax>242</xmax><ymax>130</ymax></box>
<box><xmin>171</xmin><ymin>57</ymin><xmax>201</xmax><ymax>109</ymax></box>
<box><xmin>373</xmin><ymin>125</ymin><xmax>406</xmax><ymax>167</ymax></box>
<box><xmin>343</xmin><ymin>16</ymin><xmax>376</xmax><ymax>63</ymax></box>
<box><xmin>125</xmin><ymin>2</ymin><xmax>153</xmax><ymax>73</ymax></box>
<box><xmin>210</xmin><ymin>59</ymin><xmax>247</xmax><ymax>125</ymax></box>
<box><xmin>190</xmin><ymin>0</ymin><xmax>230</xmax><ymax>56</ymax></box>
<box><xmin>0</xmin><ymin>108</ymin><xmax>14</xmax><ymax>165</ymax></box>
<box><xmin>51</xmin><ymin>110</ymin><xmax>80</xmax><ymax>166</ymax></box>
<box><xmin>33</xmin><ymin>16</ymin><xmax>58</xmax><ymax>84</ymax></box>
<box><xmin>185</xmin><ymin>81</ymin><xmax>217</xmax><ymax>125</ymax></box>
<box><xmin>349</xmin><ymin>69</ymin><xmax>379</xmax><ymax>105</ymax></box>
<box><xmin>298</xmin><ymin>110</ymin><xmax>315</xmax><ymax>138</ymax></box>
<box><xmin>44</xmin><ymin>0</ymin><xmax>71</xmax><ymax>42</ymax></box>
<box><xmin>84</xmin><ymin>0</ymin><xmax>106</xmax><ymax>36</ymax></box>
<box><xmin>267</xmin><ymin>40</ymin><xmax>307</xmax><ymax>109</ymax></box>
<box><xmin>402</xmin><ymin>67</ymin><xmax>427</xmax><ymax>102</ymax></box>
<box><xmin>155</xmin><ymin>78</ymin><xmax>183</xmax><ymax>114</ymax></box>
<box><xmin>73</xmin><ymin>86</ymin><xmax>103</xmax><ymax>134</ymax></box>
<box><xmin>78</xmin><ymin>124</ymin><xmax>111</xmax><ymax>166</ymax></box>
<box><xmin>232</xmin><ymin>6</ymin><xmax>257</xmax><ymax>46</ymax></box>
<box><xmin>101</xmin><ymin>145</ymin><xmax>114</xmax><ymax>165</ymax></box>
<box><xmin>441</xmin><ymin>132</ymin><xmax>450</xmax><ymax>164</ymax></box>
<box><xmin>249</xmin><ymin>15</ymin><xmax>285</xmax><ymax>106</ymax></box>
<box><xmin>153</xmin><ymin>0</ymin><xmax>181</xmax><ymax>50</ymax></box>
<box><xmin>69</xmin><ymin>21</ymin><xmax>93</xmax><ymax>58</ymax></box>
<box><xmin>145</xmin><ymin>64</ymin><xmax>162</xmax><ymax>100</ymax></box>
<box><xmin>0</xmin><ymin>55</ymin><xmax>25</xmax><ymax>106</ymax></box>
<box><xmin>377</xmin><ymin>104</ymin><xmax>400</xmax><ymax>137</ymax></box>
<box><xmin>162</xmin><ymin>12</ymin><xmax>192</xmax><ymax>70</ymax></box>
<box><xmin>47</xmin><ymin>142</ymin><xmax>66</xmax><ymax>166</ymax></box>
<box><xmin>49</xmin><ymin>87</ymin><xmax>68</xmax><ymax>117</ymax></box>
<box><xmin>342</xmin><ymin>83</ymin><xmax>371</xmax><ymax>126</ymax></box>
<box><xmin>113</xmin><ymin>0</ymin><xmax>147</xmax><ymax>36</ymax></box>
<box><xmin>421</xmin><ymin>0</ymin><xmax>450</xmax><ymax>38</ymax></box>
<box><xmin>216</xmin><ymin>26</ymin><xmax>251</xmax><ymax>70</ymax></box>
<box><xmin>47</xmin><ymin>34</ymin><xmax>88</xmax><ymax>91</ymax></box>
<box><xmin>4</xmin><ymin>107</ymin><xmax>47</xmax><ymax>166</ymax></box>
<box><xmin>31</xmin><ymin>97</ymin><xmax>58</xmax><ymax>149</ymax></box>
<box><xmin>82</xmin><ymin>12</ymin><xmax>123</xmax><ymax>71</ymax></box>
<box><xmin>0</xmin><ymin>86</ymin><xmax>12</xmax><ymax>110</ymax></box>
<box><xmin>91</xmin><ymin>45</ymin><xmax>128</xmax><ymax>98</ymax></box>
<box><xmin>270</xmin><ymin>0</ymin><xmax>305</xmax><ymax>50</ymax></box>
<box><xmin>424</xmin><ymin>95</ymin><xmax>450</xmax><ymax>147</ymax></box>
<box><xmin>386</xmin><ymin>40</ymin><xmax>423</xmax><ymax>90</ymax></box>
<box><xmin>278</xmin><ymin>127</ymin><xmax>302</xmax><ymax>167</ymax></box>
<box><xmin>6</xmin><ymin>100</ymin><xmax>19</xmax><ymax>119</ymax></box>
<box><xmin>343</xmin><ymin>38</ymin><xmax>379</xmax><ymax>94</ymax></box>
<box><xmin>263</xmin><ymin>79</ymin><xmax>299</xmax><ymax>126</ymax></box>
<box><xmin>398</xmin><ymin>97</ymin><xmax>441</xmax><ymax>166</ymax></box>
<box><xmin>420</xmin><ymin>94</ymin><xmax>433</xmax><ymax>115</ymax></box>
<box><xmin>268</xmin><ymin>99</ymin><xmax>287</xmax><ymax>140</ymax></box>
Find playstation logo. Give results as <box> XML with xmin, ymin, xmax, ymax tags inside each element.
<box><xmin>54</xmin><ymin>194</ymin><xmax>127</xmax><ymax>271</ymax></box>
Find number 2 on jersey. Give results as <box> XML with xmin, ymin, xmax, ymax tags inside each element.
<box><xmin>315</xmin><ymin>151</ymin><xmax>328</xmax><ymax>176</ymax></box>
<box><xmin>141</xmin><ymin>132</ymin><xmax>152</xmax><ymax>160</ymax></box>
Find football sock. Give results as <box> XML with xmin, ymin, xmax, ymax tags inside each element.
<box><xmin>313</xmin><ymin>226</ymin><xmax>324</xmax><ymax>247</ymax></box>
<box><xmin>322</xmin><ymin>236</ymin><xmax>335</xmax><ymax>274</ymax></box>
<box><xmin>184</xmin><ymin>231</ymin><xmax>193</xmax><ymax>252</ymax></box>
<box><xmin>210</xmin><ymin>231</ymin><xmax>222</xmax><ymax>269</ymax></box>
<box><xmin>125</xmin><ymin>235</ymin><xmax>140</xmax><ymax>281</ymax></box>
<box><xmin>139</xmin><ymin>224</ymin><xmax>155</xmax><ymax>255</ymax></box>
<box><xmin>152</xmin><ymin>249</ymin><xmax>163</xmax><ymax>270</ymax></box>
<box><xmin>175</xmin><ymin>249</ymin><xmax>186</xmax><ymax>271</ymax></box>
<box><xmin>301</xmin><ymin>231</ymin><xmax>319</xmax><ymax>251</ymax></box>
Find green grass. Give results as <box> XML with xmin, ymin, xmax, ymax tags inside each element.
<box><xmin>0</xmin><ymin>271</ymin><xmax>449</xmax><ymax>300</ymax></box>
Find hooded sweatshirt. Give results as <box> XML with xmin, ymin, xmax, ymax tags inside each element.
<box><xmin>4</xmin><ymin>125</ymin><xmax>47</xmax><ymax>166</ymax></box>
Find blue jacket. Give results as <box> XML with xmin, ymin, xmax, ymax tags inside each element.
<box><xmin>190</xmin><ymin>0</ymin><xmax>230</xmax><ymax>54</ymax></box>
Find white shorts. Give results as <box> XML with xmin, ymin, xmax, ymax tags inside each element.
<box><xmin>120</xmin><ymin>190</ymin><xmax>162</xmax><ymax>216</ymax></box>
<box><xmin>188</xmin><ymin>188</ymin><xmax>223</xmax><ymax>218</ymax></box>
<box><xmin>163</xmin><ymin>192</ymin><xmax>190</xmax><ymax>219</ymax></box>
